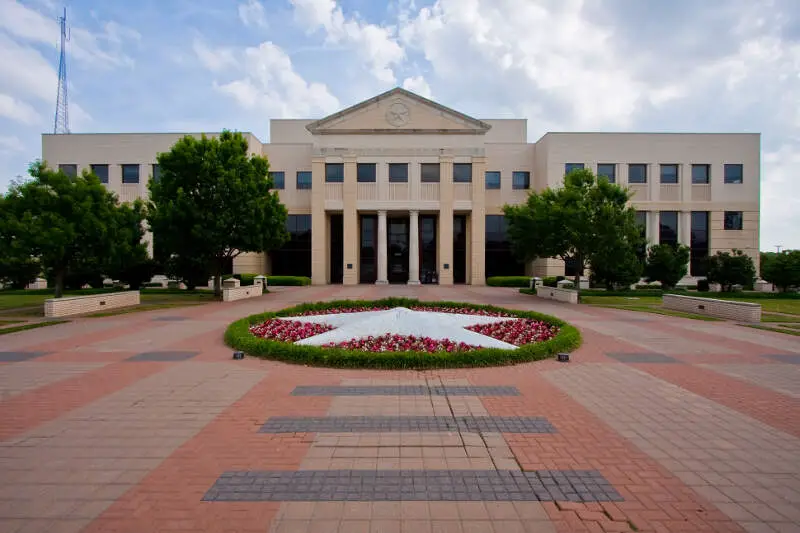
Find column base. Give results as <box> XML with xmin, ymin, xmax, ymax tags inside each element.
<box><xmin>375</xmin><ymin>280</ymin><xmax>389</xmax><ymax>285</ymax></box>
<box><xmin>407</xmin><ymin>280</ymin><xmax>421</xmax><ymax>285</ymax></box>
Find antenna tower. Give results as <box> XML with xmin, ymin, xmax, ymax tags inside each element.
<box><xmin>54</xmin><ymin>7</ymin><xmax>70</xmax><ymax>134</ymax></box>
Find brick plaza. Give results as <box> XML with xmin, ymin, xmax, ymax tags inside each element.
<box><xmin>0</xmin><ymin>285</ymin><xmax>798</xmax><ymax>533</ymax></box>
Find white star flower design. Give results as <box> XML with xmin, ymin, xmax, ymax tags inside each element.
<box><xmin>277</xmin><ymin>307</ymin><xmax>520</xmax><ymax>350</ymax></box>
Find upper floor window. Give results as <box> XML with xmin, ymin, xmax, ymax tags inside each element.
<box><xmin>691</xmin><ymin>164</ymin><xmax>710</xmax><ymax>184</ymax></box>
<box><xmin>325</xmin><ymin>163</ymin><xmax>344</xmax><ymax>183</ymax></box>
<box><xmin>269</xmin><ymin>171</ymin><xmax>285</xmax><ymax>189</ymax></box>
<box><xmin>58</xmin><ymin>164</ymin><xmax>77</xmax><ymax>177</ymax></box>
<box><xmin>453</xmin><ymin>163</ymin><xmax>472</xmax><ymax>183</ymax></box>
<box><xmin>152</xmin><ymin>164</ymin><xmax>161</xmax><ymax>183</ymax></box>
<box><xmin>565</xmin><ymin>163</ymin><xmax>584</xmax><ymax>175</ymax></box>
<box><xmin>628</xmin><ymin>164</ymin><xmax>647</xmax><ymax>184</ymax></box>
<box><xmin>597</xmin><ymin>164</ymin><xmax>616</xmax><ymax>183</ymax></box>
<box><xmin>485</xmin><ymin>171</ymin><xmax>501</xmax><ymax>190</ymax></box>
<box><xmin>660</xmin><ymin>164</ymin><xmax>679</xmax><ymax>184</ymax></box>
<box><xmin>121</xmin><ymin>164</ymin><xmax>140</xmax><ymax>184</ymax></box>
<box><xmin>296</xmin><ymin>171</ymin><xmax>312</xmax><ymax>190</ymax></box>
<box><xmin>389</xmin><ymin>163</ymin><xmax>408</xmax><ymax>183</ymax></box>
<box><xmin>512</xmin><ymin>171</ymin><xmax>530</xmax><ymax>190</ymax></box>
<box><xmin>90</xmin><ymin>164</ymin><xmax>108</xmax><ymax>184</ymax></box>
<box><xmin>724</xmin><ymin>164</ymin><xmax>743</xmax><ymax>184</ymax></box>
<box><xmin>420</xmin><ymin>163</ymin><xmax>440</xmax><ymax>183</ymax></box>
<box><xmin>724</xmin><ymin>211</ymin><xmax>743</xmax><ymax>230</ymax></box>
<box><xmin>357</xmin><ymin>163</ymin><xmax>376</xmax><ymax>183</ymax></box>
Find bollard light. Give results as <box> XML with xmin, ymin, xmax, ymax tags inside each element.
<box><xmin>556</xmin><ymin>352</ymin><xmax>570</xmax><ymax>363</ymax></box>
<box><xmin>233</xmin><ymin>351</ymin><xmax>245</xmax><ymax>360</ymax></box>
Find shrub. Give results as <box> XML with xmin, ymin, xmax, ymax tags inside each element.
<box><xmin>542</xmin><ymin>276</ymin><xmax>558</xmax><ymax>287</ymax></box>
<box><xmin>234</xmin><ymin>273</ymin><xmax>258</xmax><ymax>286</ymax></box>
<box><xmin>486</xmin><ymin>276</ymin><xmax>531</xmax><ymax>287</ymax></box>
<box><xmin>697</xmin><ymin>279</ymin><xmax>710</xmax><ymax>292</ymax></box>
<box><xmin>579</xmin><ymin>289</ymin><xmax>665</xmax><ymax>297</ymax></box>
<box><xmin>706</xmin><ymin>249</ymin><xmax>756</xmax><ymax>292</ymax></box>
<box><xmin>225</xmin><ymin>298</ymin><xmax>581</xmax><ymax>369</ymax></box>
<box><xmin>644</xmin><ymin>244</ymin><xmax>690</xmax><ymax>289</ymax></box>
<box><xmin>519</xmin><ymin>288</ymin><xmax>537</xmax><ymax>295</ymax></box>
<box><xmin>635</xmin><ymin>284</ymin><xmax>662</xmax><ymax>290</ymax></box>
<box><xmin>267</xmin><ymin>275</ymin><xmax>312</xmax><ymax>286</ymax></box>
<box><xmin>142</xmin><ymin>282</ymin><xmax>164</xmax><ymax>288</ymax></box>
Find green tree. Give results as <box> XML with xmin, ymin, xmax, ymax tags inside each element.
<box><xmin>0</xmin><ymin>195</ymin><xmax>41</xmax><ymax>289</ymax></box>
<box><xmin>148</xmin><ymin>130</ymin><xmax>289</xmax><ymax>298</ymax></box>
<box><xmin>705</xmin><ymin>249</ymin><xmax>756</xmax><ymax>292</ymax></box>
<box><xmin>504</xmin><ymin>168</ymin><xmax>644</xmax><ymax>289</ymax></box>
<box><xmin>2</xmin><ymin>163</ymin><xmax>118</xmax><ymax>297</ymax></box>
<box><xmin>590</xmin><ymin>246</ymin><xmax>643</xmax><ymax>290</ymax></box>
<box><xmin>759</xmin><ymin>250</ymin><xmax>799</xmax><ymax>292</ymax></box>
<box><xmin>105</xmin><ymin>200</ymin><xmax>157</xmax><ymax>290</ymax></box>
<box><xmin>643</xmin><ymin>244</ymin><xmax>690</xmax><ymax>289</ymax></box>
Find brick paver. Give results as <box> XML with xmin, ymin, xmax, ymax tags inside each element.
<box><xmin>0</xmin><ymin>285</ymin><xmax>798</xmax><ymax>533</ymax></box>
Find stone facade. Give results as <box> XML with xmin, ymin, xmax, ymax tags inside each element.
<box><xmin>44</xmin><ymin>291</ymin><xmax>140</xmax><ymax>317</ymax></box>
<box><xmin>662</xmin><ymin>294</ymin><xmax>761</xmax><ymax>322</ymax></box>
<box><xmin>41</xmin><ymin>87</ymin><xmax>761</xmax><ymax>286</ymax></box>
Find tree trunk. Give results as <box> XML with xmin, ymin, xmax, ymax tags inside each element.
<box><xmin>213</xmin><ymin>260</ymin><xmax>222</xmax><ymax>300</ymax></box>
<box><xmin>54</xmin><ymin>269</ymin><xmax>65</xmax><ymax>298</ymax></box>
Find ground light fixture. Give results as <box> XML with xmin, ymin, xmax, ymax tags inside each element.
<box><xmin>557</xmin><ymin>352</ymin><xmax>570</xmax><ymax>362</ymax></box>
<box><xmin>233</xmin><ymin>351</ymin><xmax>245</xmax><ymax>360</ymax></box>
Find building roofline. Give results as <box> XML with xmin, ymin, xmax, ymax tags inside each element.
<box><xmin>41</xmin><ymin>131</ymin><xmax>257</xmax><ymax>137</ymax></box>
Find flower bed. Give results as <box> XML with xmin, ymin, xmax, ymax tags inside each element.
<box><xmin>226</xmin><ymin>297</ymin><xmax>581</xmax><ymax>369</ymax></box>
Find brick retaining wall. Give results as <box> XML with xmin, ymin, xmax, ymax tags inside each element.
<box><xmin>663</xmin><ymin>294</ymin><xmax>761</xmax><ymax>322</ymax></box>
<box><xmin>222</xmin><ymin>285</ymin><xmax>262</xmax><ymax>302</ymax></box>
<box><xmin>44</xmin><ymin>291</ymin><xmax>140</xmax><ymax>318</ymax></box>
<box><xmin>535</xmin><ymin>287</ymin><xmax>579</xmax><ymax>304</ymax></box>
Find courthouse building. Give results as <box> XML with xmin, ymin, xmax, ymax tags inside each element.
<box><xmin>41</xmin><ymin>87</ymin><xmax>760</xmax><ymax>285</ymax></box>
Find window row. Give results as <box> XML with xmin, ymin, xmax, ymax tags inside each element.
<box><xmin>564</xmin><ymin>162</ymin><xmax>744</xmax><ymax>184</ymax></box>
<box><xmin>269</xmin><ymin>165</ymin><xmax>532</xmax><ymax>190</ymax></box>
<box><xmin>58</xmin><ymin>163</ymin><xmax>160</xmax><ymax>184</ymax></box>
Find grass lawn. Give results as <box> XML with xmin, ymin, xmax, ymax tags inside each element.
<box><xmin>745</xmin><ymin>324</ymin><xmax>800</xmax><ymax>337</ymax></box>
<box><xmin>0</xmin><ymin>320</ymin><xmax>68</xmax><ymax>336</ymax></box>
<box><xmin>761</xmin><ymin>312</ymin><xmax>800</xmax><ymax>323</ymax></box>
<box><xmin>0</xmin><ymin>319</ymin><xmax>24</xmax><ymax>326</ymax></box>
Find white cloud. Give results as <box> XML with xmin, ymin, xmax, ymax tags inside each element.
<box><xmin>0</xmin><ymin>33</ymin><xmax>58</xmax><ymax>103</ymax></box>
<box><xmin>212</xmin><ymin>41</ymin><xmax>340</xmax><ymax>118</ymax></box>
<box><xmin>402</xmin><ymin>75</ymin><xmax>431</xmax><ymax>99</ymax></box>
<box><xmin>0</xmin><ymin>135</ymin><xmax>25</xmax><ymax>154</ymax></box>
<box><xmin>0</xmin><ymin>94</ymin><xmax>41</xmax><ymax>125</ymax></box>
<box><xmin>193</xmin><ymin>39</ymin><xmax>238</xmax><ymax>72</ymax></box>
<box><xmin>289</xmin><ymin>0</ymin><xmax>405</xmax><ymax>84</ymax></box>
<box><xmin>238</xmin><ymin>0</ymin><xmax>268</xmax><ymax>28</ymax></box>
<box><xmin>761</xmin><ymin>142</ymin><xmax>800</xmax><ymax>251</ymax></box>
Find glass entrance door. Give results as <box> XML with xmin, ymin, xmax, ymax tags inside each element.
<box><xmin>453</xmin><ymin>215</ymin><xmax>467</xmax><ymax>284</ymax></box>
<box><xmin>387</xmin><ymin>218</ymin><xmax>409</xmax><ymax>284</ymax></box>
<box><xmin>420</xmin><ymin>215</ymin><xmax>437</xmax><ymax>284</ymax></box>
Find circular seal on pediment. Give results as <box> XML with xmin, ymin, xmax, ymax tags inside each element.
<box><xmin>385</xmin><ymin>101</ymin><xmax>410</xmax><ymax>127</ymax></box>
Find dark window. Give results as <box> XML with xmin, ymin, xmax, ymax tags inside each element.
<box><xmin>359</xmin><ymin>215</ymin><xmax>377</xmax><ymax>283</ymax></box>
<box><xmin>152</xmin><ymin>164</ymin><xmax>161</xmax><ymax>183</ymax></box>
<box><xmin>724</xmin><ymin>164</ymin><xmax>743</xmax><ymax>184</ymax></box>
<box><xmin>296</xmin><ymin>171</ymin><xmax>312</xmax><ymax>189</ymax></box>
<box><xmin>659</xmin><ymin>211</ymin><xmax>678</xmax><ymax>247</ymax></box>
<box><xmin>691</xmin><ymin>164</ymin><xmax>710</xmax><ymax>184</ymax></box>
<box><xmin>325</xmin><ymin>163</ymin><xmax>344</xmax><ymax>183</ymax></box>
<box><xmin>564</xmin><ymin>257</ymin><xmax>584</xmax><ymax>277</ymax></box>
<box><xmin>269</xmin><ymin>171</ymin><xmax>285</xmax><ymax>189</ymax></box>
<box><xmin>58</xmin><ymin>164</ymin><xmax>77</xmax><ymax>177</ymax></box>
<box><xmin>389</xmin><ymin>163</ymin><xmax>408</xmax><ymax>183</ymax></box>
<box><xmin>512</xmin><ymin>171</ymin><xmax>530</xmax><ymax>190</ymax></box>
<box><xmin>565</xmin><ymin>163</ymin><xmax>584</xmax><ymax>174</ymax></box>
<box><xmin>420</xmin><ymin>215</ymin><xmax>437</xmax><ymax>284</ymax></box>
<box><xmin>121</xmin><ymin>164</ymin><xmax>140</xmax><ymax>184</ymax></box>
<box><xmin>90</xmin><ymin>164</ymin><xmax>108</xmax><ymax>184</ymax></box>
<box><xmin>660</xmin><ymin>164</ymin><xmax>679</xmax><ymax>184</ymax></box>
<box><xmin>485</xmin><ymin>215</ymin><xmax>525</xmax><ymax>278</ymax></box>
<box><xmin>420</xmin><ymin>163</ymin><xmax>440</xmax><ymax>183</ymax></box>
<box><xmin>628</xmin><ymin>164</ymin><xmax>647</xmax><ymax>184</ymax></box>
<box><xmin>635</xmin><ymin>211</ymin><xmax>647</xmax><ymax>261</ymax></box>
<box><xmin>724</xmin><ymin>211</ymin><xmax>743</xmax><ymax>230</ymax></box>
<box><xmin>691</xmin><ymin>211</ymin><xmax>709</xmax><ymax>276</ymax></box>
<box><xmin>597</xmin><ymin>164</ymin><xmax>616</xmax><ymax>183</ymax></box>
<box><xmin>453</xmin><ymin>163</ymin><xmax>472</xmax><ymax>183</ymax></box>
<box><xmin>269</xmin><ymin>214</ymin><xmax>311</xmax><ymax>277</ymax></box>
<box><xmin>485</xmin><ymin>171</ymin><xmax>501</xmax><ymax>189</ymax></box>
<box><xmin>357</xmin><ymin>163</ymin><xmax>376</xmax><ymax>183</ymax></box>
<box><xmin>329</xmin><ymin>214</ymin><xmax>343</xmax><ymax>284</ymax></box>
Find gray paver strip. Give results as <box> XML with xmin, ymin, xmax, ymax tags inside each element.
<box><xmin>0</xmin><ymin>362</ymin><xmax>106</xmax><ymax>398</ymax></box>
<box><xmin>702</xmin><ymin>363</ymin><xmax>800</xmax><ymax>398</ymax></box>
<box><xmin>125</xmin><ymin>350</ymin><xmax>200</xmax><ymax>362</ymax></box>
<box><xmin>291</xmin><ymin>385</ymin><xmax>521</xmax><ymax>396</ymax></box>
<box><xmin>203</xmin><ymin>469</ymin><xmax>622</xmax><ymax>502</ymax></box>
<box><xmin>0</xmin><ymin>352</ymin><xmax>50</xmax><ymax>363</ymax></box>
<box><xmin>574</xmin><ymin>320</ymin><xmax>741</xmax><ymax>355</ymax></box>
<box><xmin>259</xmin><ymin>416</ymin><xmax>556</xmax><ymax>434</ymax></box>
<box><xmin>763</xmin><ymin>354</ymin><xmax>800</xmax><ymax>365</ymax></box>
<box><xmin>605</xmin><ymin>352</ymin><xmax>679</xmax><ymax>364</ymax></box>
<box><xmin>0</xmin><ymin>362</ymin><xmax>266</xmax><ymax>528</ymax></box>
<box><xmin>544</xmin><ymin>363</ymin><xmax>800</xmax><ymax>530</ymax></box>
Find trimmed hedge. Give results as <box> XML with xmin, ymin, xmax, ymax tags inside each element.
<box><xmin>578</xmin><ymin>289</ymin><xmax>667</xmax><ymax>297</ymax></box>
<box><xmin>0</xmin><ymin>287</ymin><xmax>123</xmax><ymax>296</ymax></box>
<box><xmin>267</xmin><ymin>275</ymin><xmax>312</xmax><ymax>286</ymax></box>
<box><xmin>225</xmin><ymin>297</ymin><xmax>581</xmax><ymax>369</ymax></box>
<box><xmin>486</xmin><ymin>276</ymin><xmax>531</xmax><ymax>288</ymax></box>
<box><xmin>519</xmin><ymin>288</ymin><xmax>537</xmax><ymax>295</ymax></box>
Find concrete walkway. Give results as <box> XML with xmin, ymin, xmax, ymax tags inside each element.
<box><xmin>0</xmin><ymin>285</ymin><xmax>798</xmax><ymax>533</ymax></box>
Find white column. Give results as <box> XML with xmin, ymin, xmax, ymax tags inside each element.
<box><xmin>376</xmin><ymin>210</ymin><xmax>388</xmax><ymax>284</ymax></box>
<box><xmin>647</xmin><ymin>210</ymin><xmax>660</xmax><ymax>247</ymax></box>
<box><xmin>408</xmin><ymin>209</ymin><xmax>420</xmax><ymax>284</ymax></box>
<box><xmin>679</xmin><ymin>211</ymin><xmax>692</xmax><ymax>247</ymax></box>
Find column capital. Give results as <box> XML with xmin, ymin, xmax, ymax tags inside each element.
<box><xmin>377</xmin><ymin>209</ymin><xmax>387</xmax><ymax>217</ymax></box>
<box><xmin>409</xmin><ymin>209</ymin><xmax>419</xmax><ymax>216</ymax></box>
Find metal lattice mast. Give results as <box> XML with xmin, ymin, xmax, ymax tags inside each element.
<box><xmin>54</xmin><ymin>7</ymin><xmax>70</xmax><ymax>134</ymax></box>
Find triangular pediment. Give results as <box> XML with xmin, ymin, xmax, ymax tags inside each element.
<box><xmin>306</xmin><ymin>88</ymin><xmax>492</xmax><ymax>135</ymax></box>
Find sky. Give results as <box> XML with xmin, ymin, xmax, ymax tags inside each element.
<box><xmin>0</xmin><ymin>0</ymin><xmax>798</xmax><ymax>251</ymax></box>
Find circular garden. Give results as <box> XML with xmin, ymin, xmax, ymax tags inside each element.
<box><xmin>225</xmin><ymin>298</ymin><xmax>581</xmax><ymax>368</ymax></box>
